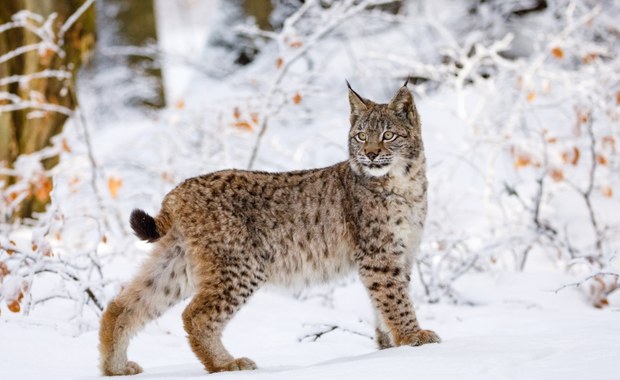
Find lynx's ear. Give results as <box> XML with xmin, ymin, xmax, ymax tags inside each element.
<box><xmin>388</xmin><ymin>83</ymin><xmax>418</xmax><ymax>127</ymax></box>
<box><xmin>347</xmin><ymin>80</ymin><xmax>370</xmax><ymax>124</ymax></box>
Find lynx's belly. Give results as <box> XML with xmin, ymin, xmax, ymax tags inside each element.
<box><xmin>267</xmin><ymin>228</ymin><xmax>355</xmax><ymax>289</ymax></box>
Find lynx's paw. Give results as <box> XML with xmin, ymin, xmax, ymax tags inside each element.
<box><xmin>375</xmin><ymin>328</ymin><xmax>393</xmax><ymax>349</ymax></box>
<box><xmin>402</xmin><ymin>329</ymin><xmax>441</xmax><ymax>347</ymax></box>
<box><xmin>102</xmin><ymin>361</ymin><xmax>143</xmax><ymax>376</ymax></box>
<box><xmin>215</xmin><ymin>357</ymin><xmax>257</xmax><ymax>372</ymax></box>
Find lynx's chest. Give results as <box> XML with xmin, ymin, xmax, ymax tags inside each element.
<box><xmin>384</xmin><ymin>173</ymin><xmax>427</xmax><ymax>260</ymax></box>
<box><xmin>390</xmin><ymin>198</ymin><xmax>425</xmax><ymax>241</ymax></box>
<box><xmin>354</xmin><ymin>173</ymin><xmax>427</xmax><ymax>263</ymax></box>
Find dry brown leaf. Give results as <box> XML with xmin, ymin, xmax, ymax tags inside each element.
<box><xmin>276</xmin><ymin>57</ymin><xmax>283</xmax><ymax>69</ymax></box>
<box><xmin>42</xmin><ymin>245</ymin><xmax>53</xmax><ymax>257</ymax></box>
<box><xmin>39</xmin><ymin>48</ymin><xmax>54</xmax><ymax>66</ymax></box>
<box><xmin>69</xmin><ymin>177</ymin><xmax>80</xmax><ymax>193</ymax></box>
<box><xmin>549</xmin><ymin>168</ymin><xmax>564</xmax><ymax>182</ymax></box>
<box><xmin>577</xmin><ymin>110</ymin><xmax>590</xmax><ymax>125</ymax></box>
<box><xmin>7</xmin><ymin>299</ymin><xmax>20</xmax><ymax>313</ymax></box>
<box><xmin>250</xmin><ymin>113</ymin><xmax>259</xmax><ymax>124</ymax></box>
<box><xmin>290</xmin><ymin>41</ymin><xmax>303</xmax><ymax>48</ymax></box>
<box><xmin>515</xmin><ymin>155</ymin><xmax>532</xmax><ymax>169</ymax></box>
<box><xmin>596</xmin><ymin>154</ymin><xmax>608</xmax><ymax>166</ymax></box>
<box><xmin>551</xmin><ymin>47</ymin><xmax>564</xmax><ymax>59</ymax></box>
<box><xmin>107</xmin><ymin>177</ymin><xmax>123</xmax><ymax>199</ymax></box>
<box><xmin>546</xmin><ymin>136</ymin><xmax>558</xmax><ymax>144</ymax></box>
<box><xmin>7</xmin><ymin>291</ymin><xmax>23</xmax><ymax>313</ymax></box>
<box><xmin>595</xmin><ymin>298</ymin><xmax>609</xmax><ymax>308</ymax></box>
<box><xmin>8</xmin><ymin>192</ymin><xmax>16</xmax><ymax>201</ymax></box>
<box><xmin>602</xmin><ymin>186</ymin><xmax>613</xmax><ymax>198</ymax></box>
<box><xmin>175</xmin><ymin>99</ymin><xmax>185</xmax><ymax>109</ymax></box>
<box><xmin>527</xmin><ymin>92</ymin><xmax>536</xmax><ymax>103</ymax></box>
<box><xmin>0</xmin><ymin>261</ymin><xmax>9</xmax><ymax>280</ymax></box>
<box><xmin>233</xmin><ymin>107</ymin><xmax>241</xmax><ymax>120</ymax></box>
<box><xmin>582</xmin><ymin>52</ymin><xmax>598</xmax><ymax>64</ymax></box>
<box><xmin>616</xmin><ymin>91</ymin><xmax>620</xmax><ymax>105</ymax></box>
<box><xmin>62</xmin><ymin>138</ymin><xmax>71</xmax><ymax>153</ymax></box>
<box><xmin>7</xmin><ymin>240</ymin><xmax>16</xmax><ymax>255</ymax></box>
<box><xmin>561</xmin><ymin>147</ymin><xmax>580</xmax><ymax>166</ymax></box>
<box><xmin>33</xmin><ymin>176</ymin><xmax>52</xmax><ymax>203</ymax></box>
<box><xmin>571</xmin><ymin>147</ymin><xmax>580</xmax><ymax>166</ymax></box>
<box><xmin>233</xmin><ymin>121</ymin><xmax>253</xmax><ymax>131</ymax></box>
<box><xmin>602</xmin><ymin>136</ymin><xmax>616</xmax><ymax>153</ymax></box>
<box><xmin>292</xmin><ymin>92</ymin><xmax>302</xmax><ymax>105</ymax></box>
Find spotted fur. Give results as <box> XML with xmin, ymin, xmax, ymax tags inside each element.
<box><xmin>98</xmin><ymin>83</ymin><xmax>440</xmax><ymax>376</ymax></box>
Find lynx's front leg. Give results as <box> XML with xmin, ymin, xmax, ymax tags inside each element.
<box><xmin>358</xmin><ymin>260</ymin><xmax>440</xmax><ymax>347</ymax></box>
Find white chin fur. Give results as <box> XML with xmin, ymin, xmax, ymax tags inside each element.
<box><xmin>362</xmin><ymin>165</ymin><xmax>391</xmax><ymax>177</ymax></box>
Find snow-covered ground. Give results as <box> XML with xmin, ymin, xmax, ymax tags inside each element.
<box><xmin>2</xmin><ymin>271</ymin><xmax>618</xmax><ymax>379</ymax></box>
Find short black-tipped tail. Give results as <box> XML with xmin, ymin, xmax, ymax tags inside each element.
<box><xmin>130</xmin><ymin>209</ymin><xmax>160</xmax><ymax>243</ymax></box>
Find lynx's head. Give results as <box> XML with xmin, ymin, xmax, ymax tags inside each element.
<box><xmin>347</xmin><ymin>82</ymin><xmax>422</xmax><ymax>178</ymax></box>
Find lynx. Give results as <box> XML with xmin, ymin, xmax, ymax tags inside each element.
<box><xmin>98</xmin><ymin>82</ymin><xmax>440</xmax><ymax>376</ymax></box>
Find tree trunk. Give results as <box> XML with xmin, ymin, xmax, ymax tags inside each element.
<box><xmin>100</xmin><ymin>0</ymin><xmax>165</xmax><ymax>109</ymax></box>
<box><xmin>243</xmin><ymin>0</ymin><xmax>274</xmax><ymax>32</ymax></box>
<box><xmin>0</xmin><ymin>0</ymin><xmax>95</xmax><ymax>219</ymax></box>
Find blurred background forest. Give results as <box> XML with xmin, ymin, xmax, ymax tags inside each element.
<box><xmin>1</xmin><ymin>0</ymin><xmax>619</xmax><ymax>330</ymax></box>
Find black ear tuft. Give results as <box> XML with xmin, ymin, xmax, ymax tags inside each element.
<box><xmin>346</xmin><ymin>80</ymin><xmax>369</xmax><ymax>123</ymax></box>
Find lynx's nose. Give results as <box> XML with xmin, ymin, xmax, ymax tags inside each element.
<box><xmin>366</xmin><ymin>152</ymin><xmax>378</xmax><ymax>161</ymax></box>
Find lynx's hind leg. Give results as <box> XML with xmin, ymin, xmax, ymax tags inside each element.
<box><xmin>182</xmin><ymin>247</ymin><xmax>266</xmax><ymax>373</ymax></box>
<box><xmin>99</xmin><ymin>233</ymin><xmax>193</xmax><ymax>376</ymax></box>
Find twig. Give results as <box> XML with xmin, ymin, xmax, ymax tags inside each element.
<box><xmin>0</xmin><ymin>69</ymin><xmax>71</xmax><ymax>86</ymax></box>
<box><xmin>299</xmin><ymin>323</ymin><xmax>373</xmax><ymax>342</ymax></box>
<box><xmin>58</xmin><ymin>0</ymin><xmax>95</xmax><ymax>43</ymax></box>
<box><xmin>563</xmin><ymin>112</ymin><xmax>603</xmax><ymax>257</ymax></box>
<box><xmin>35</xmin><ymin>268</ymin><xmax>104</xmax><ymax>311</ymax></box>
<box><xmin>583</xmin><ymin>115</ymin><xmax>603</xmax><ymax>254</ymax></box>
<box><xmin>0</xmin><ymin>100</ymin><xmax>75</xmax><ymax>116</ymax></box>
<box><xmin>0</xmin><ymin>44</ymin><xmax>41</xmax><ymax>65</ymax></box>
<box><xmin>554</xmin><ymin>272</ymin><xmax>620</xmax><ymax>294</ymax></box>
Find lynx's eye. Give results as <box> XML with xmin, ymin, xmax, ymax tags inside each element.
<box><xmin>382</xmin><ymin>131</ymin><xmax>395</xmax><ymax>141</ymax></box>
<box><xmin>356</xmin><ymin>132</ymin><xmax>367</xmax><ymax>141</ymax></box>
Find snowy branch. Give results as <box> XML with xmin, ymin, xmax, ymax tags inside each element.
<box><xmin>0</xmin><ymin>70</ymin><xmax>71</xmax><ymax>87</ymax></box>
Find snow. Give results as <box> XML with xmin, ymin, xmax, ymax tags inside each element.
<box><xmin>2</xmin><ymin>271</ymin><xmax>618</xmax><ymax>379</ymax></box>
